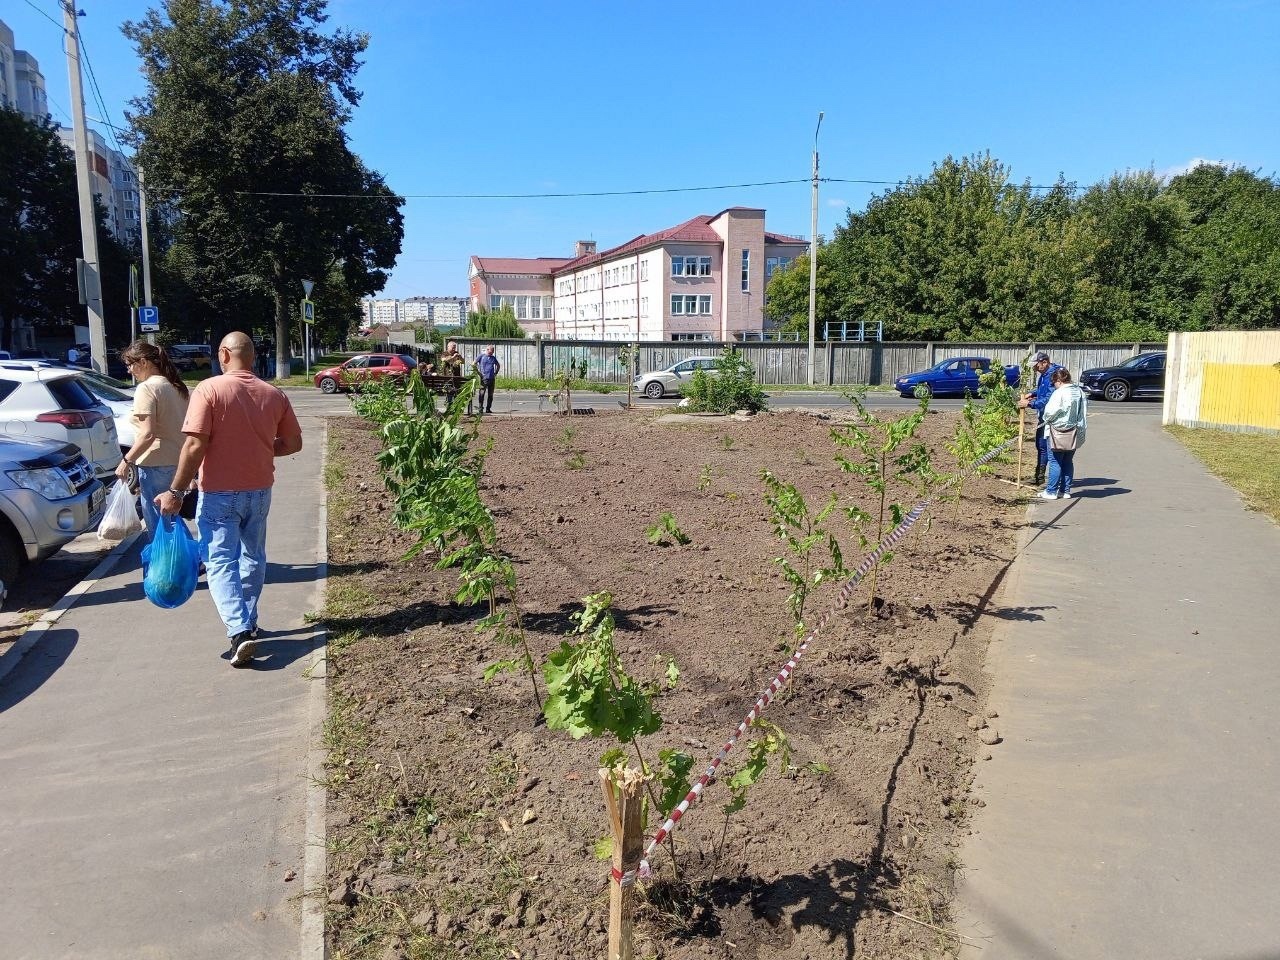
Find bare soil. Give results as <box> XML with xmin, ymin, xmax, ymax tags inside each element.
<box><xmin>324</xmin><ymin>408</ymin><xmax>1024</xmax><ymax>960</ymax></box>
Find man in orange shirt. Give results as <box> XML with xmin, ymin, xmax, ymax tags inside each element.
<box><xmin>156</xmin><ymin>331</ymin><xmax>303</xmax><ymax>667</ymax></box>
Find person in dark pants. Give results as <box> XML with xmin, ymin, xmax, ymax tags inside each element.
<box><xmin>1018</xmin><ymin>351</ymin><xmax>1063</xmax><ymax>487</ymax></box>
<box><xmin>473</xmin><ymin>345</ymin><xmax>500</xmax><ymax>414</ymax></box>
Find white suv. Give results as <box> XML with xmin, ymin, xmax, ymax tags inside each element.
<box><xmin>0</xmin><ymin>363</ymin><xmax>122</xmax><ymax>480</ymax></box>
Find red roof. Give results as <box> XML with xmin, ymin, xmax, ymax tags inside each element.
<box><xmin>471</xmin><ymin>255</ymin><xmax>571</xmax><ymax>276</ymax></box>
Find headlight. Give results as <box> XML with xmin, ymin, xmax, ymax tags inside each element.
<box><xmin>6</xmin><ymin>468</ymin><xmax>77</xmax><ymax>500</ymax></box>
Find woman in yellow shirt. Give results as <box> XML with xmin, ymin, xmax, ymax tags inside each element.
<box><xmin>114</xmin><ymin>341</ymin><xmax>191</xmax><ymax>539</ymax></box>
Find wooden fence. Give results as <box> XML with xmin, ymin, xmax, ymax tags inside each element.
<box><xmin>1164</xmin><ymin>331</ymin><xmax>1280</xmax><ymax>435</ymax></box>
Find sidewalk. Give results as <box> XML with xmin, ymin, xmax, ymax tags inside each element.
<box><xmin>0</xmin><ymin>419</ymin><xmax>327</xmax><ymax>960</ymax></box>
<box><xmin>957</xmin><ymin>408</ymin><xmax>1280</xmax><ymax>958</ymax></box>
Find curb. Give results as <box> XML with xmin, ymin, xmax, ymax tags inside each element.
<box><xmin>300</xmin><ymin>419</ymin><xmax>329</xmax><ymax>960</ymax></box>
<box><xmin>0</xmin><ymin>529</ymin><xmax>142</xmax><ymax>687</ymax></box>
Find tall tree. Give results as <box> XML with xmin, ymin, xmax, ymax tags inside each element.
<box><xmin>463</xmin><ymin>305</ymin><xmax>526</xmax><ymax>339</ymax></box>
<box><xmin>124</xmin><ymin>0</ymin><xmax>404</xmax><ymax>377</ymax></box>
<box><xmin>0</xmin><ymin>109</ymin><xmax>81</xmax><ymax>350</ymax></box>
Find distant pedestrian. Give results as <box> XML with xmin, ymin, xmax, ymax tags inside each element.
<box><xmin>474</xmin><ymin>345</ymin><xmax>500</xmax><ymax>414</ymax></box>
<box><xmin>1018</xmin><ymin>351</ymin><xmax>1063</xmax><ymax>488</ymax></box>
<box><xmin>1040</xmin><ymin>367</ymin><xmax>1088</xmax><ymax>500</ymax></box>
<box><xmin>155</xmin><ymin>332</ymin><xmax>303</xmax><ymax>667</ymax></box>
<box><xmin>116</xmin><ymin>340</ymin><xmax>191</xmax><ymax>541</ymax></box>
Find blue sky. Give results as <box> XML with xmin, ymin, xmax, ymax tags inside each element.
<box><xmin>8</xmin><ymin>0</ymin><xmax>1279</xmax><ymax>299</ymax></box>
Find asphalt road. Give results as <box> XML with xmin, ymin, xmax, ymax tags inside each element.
<box><xmin>286</xmin><ymin>387</ymin><xmax>1165</xmax><ymax>419</ymax></box>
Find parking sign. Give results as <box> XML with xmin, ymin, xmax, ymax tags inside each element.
<box><xmin>139</xmin><ymin>305</ymin><xmax>160</xmax><ymax>332</ymax></box>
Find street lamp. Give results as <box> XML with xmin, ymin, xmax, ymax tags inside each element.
<box><xmin>807</xmin><ymin>111</ymin><xmax>823</xmax><ymax>387</ymax></box>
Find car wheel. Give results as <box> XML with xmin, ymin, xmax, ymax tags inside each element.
<box><xmin>0</xmin><ymin>526</ymin><xmax>23</xmax><ymax>587</ymax></box>
<box><xmin>644</xmin><ymin>381</ymin><xmax>665</xmax><ymax>399</ymax></box>
<box><xmin>1102</xmin><ymin>379</ymin><xmax>1130</xmax><ymax>402</ymax></box>
<box><xmin>121</xmin><ymin>453</ymin><xmax>139</xmax><ymax>494</ymax></box>
<box><xmin>319</xmin><ymin>376</ymin><xmax>339</xmax><ymax>394</ymax></box>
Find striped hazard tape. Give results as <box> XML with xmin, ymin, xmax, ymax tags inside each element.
<box><xmin>613</xmin><ymin>434</ymin><xmax>1019</xmax><ymax>886</ymax></box>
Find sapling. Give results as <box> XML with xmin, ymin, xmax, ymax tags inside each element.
<box><xmin>761</xmin><ymin>470</ymin><xmax>849</xmax><ymax>642</ymax></box>
<box><xmin>712</xmin><ymin>719</ymin><xmax>791</xmax><ymax>876</ymax></box>
<box><xmin>831</xmin><ymin>388</ymin><xmax>935</xmax><ymax>614</ymax></box>
<box><xmin>645</xmin><ymin>512</ymin><xmax>691</xmax><ymax>547</ymax></box>
<box><xmin>696</xmin><ymin>464</ymin><xmax>714</xmax><ymax>492</ymax></box>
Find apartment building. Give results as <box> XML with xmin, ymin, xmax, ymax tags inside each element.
<box><xmin>0</xmin><ymin>20</ymin><xmax>48</xmax><ymax>122</ymax></box>
<box><xmin>471</xmin><ymin>208</ymin><xmax>806</xmax><ymax>340</ymax></box>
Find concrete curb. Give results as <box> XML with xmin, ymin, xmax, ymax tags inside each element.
<box><xmin>0</xmin><ymin>528</ymin><xmax>143</xmax><ymax>687</ymax></box>
<box><xmin>300</xmin><ymin>419</ymin><xmax>329</xmax><ymax>960</ymax></box>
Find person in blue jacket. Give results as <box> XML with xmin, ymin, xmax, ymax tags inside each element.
<box><xmin>1018</xmin><ymin>351</ymin><xmax>1063</xmax><ymax>487</ymax></box>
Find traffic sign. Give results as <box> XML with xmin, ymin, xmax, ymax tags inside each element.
<box><xmin>301</xmin><ymin>299</ymin><xmax>315</xmax><ymax>324</ymax></box>
<box><xmin>139</xmin><ymin>305</ymin><xmax>160</xmax><ymax>332</ymax></box>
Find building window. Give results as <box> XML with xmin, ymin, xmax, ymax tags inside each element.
<box><xmin>684</xmin><ymin>258</ymin><xmax>699</xmax><ymax>277</ymax></box>
<box><xmin>672</xmin><ymin>333</ymin><xmax>713</xmax><ymax>342</ymax></box>
<box><xmin>543</xmin><ymin>296</ymin><xmax>553</xmax><ymax>317</ymax></box>
<box><xmin>641</xmin><ymin>261</ymin><xmax>649</xmax><ymax>281</ymax></box>
<box><xmin>698</xmin><ymin>295</ymin><xmax>712</xmax><ymax>314</ymax></box>
<box><xmin>515</xmin><ymin>296</ymin><xmax>528</xmax><ymax>319</ymax></box>
<box><xmin>741</xmin><ymin>249</ymin><xmax>750</xmax><ymax>292</ymax></box>
<box><xmin>671</xmin><ymin>256</ymin><xmax>684</xmax><ymax>277</ymax></box>
<box><xmin>684</xmin><ymin>295</ymin><xmax>698</xmax><ymax>314</ymax></box>
<box><xmin>765</xmin><ymin>256</ymin><xmax>792</xmax><ymax>280</ymax></box>
<box><xmin>670</xmin><ymin>295</ymin><xmax>683</xmax><ymax>315</ymax></box>
<box><xmin>699</xmin><ymin>256</ymin><xmax>712</xmax><ymax>276</ymax></box>
<box><xmin>490</xmin><ymin>295</ymin><xmax>501</xmax><ymax>311</ymax></box>
<box><xmin>531</xmin><ymin>297</ymin><xmax>541</xmax><ymax>320</ymax></box>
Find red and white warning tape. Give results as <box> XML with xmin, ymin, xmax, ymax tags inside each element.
<box><xmin>612</xmin><ymin>435</ymin><xmax>1018</xmax><ymax>887</ymax></box>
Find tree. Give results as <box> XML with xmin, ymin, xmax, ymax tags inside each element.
<box><xmin>464</xmin><ymin>305</ymin><xmax>526</xmax><ymax>339</ymax></box>
<box><xmin>124</xmin><ymin>0</ymin><xmax>404</xmax><ymax>378</ymax></box>
<box><xmin>0</xmin><ymin>109</ymin><xmax>81</xmax><ymax>350</ymax></box>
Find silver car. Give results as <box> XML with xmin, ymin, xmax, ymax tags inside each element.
<box><xmin>633</xmin><ymin>356</ymin><xmax>720</xmax><ymax>399</ymax></box>
<box><xmin>0</xmin><ymin>363</ymin><xmax>121</xmax><ymax>480</ymax></box>
<box><xmin>0</xmin><ymin>436</ymin><xmax>106</xmax><ymax>584</ymax></box>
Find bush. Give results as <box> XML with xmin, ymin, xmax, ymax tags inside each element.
<box><xmin>685</xmin><ymin>349</ymin><xmax>768</xmax><ymax>414</ymax></box>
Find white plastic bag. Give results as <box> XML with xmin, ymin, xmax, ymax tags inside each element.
<box><xmin>97</xmin><ymin>480</ymin><xmax>142</xmax><ymax>541</ymax></box>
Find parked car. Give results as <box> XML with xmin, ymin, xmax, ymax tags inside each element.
<box><xmin>71</xmin><ymin>373</ymin><xmax>138</xmax><ymax>487</ymax></box>
<box><xmin>0</xmin><ymin>435</ymin><xmax>106</xmax><ymax>584</ymax></box>
<box><xmin>165</xmin><ymin>348</ymin><xmax>196</xmax><ymax>373</ymax></box>
<box><xmin>633</xmin><ymin>356</ymin><xmax>720</xmax><ymax>399</ymax></box>
<box><xmin>313</xmin><ymin>353</ymin><xmax>419</xmax><ymax>393</ymax></box>
<box><xmin>894</xmin><ymin>357</ymin><xmax>1021</xmax><ymax>398</ymax></box>
<box><xmin>1079</xmin><ymin>352</ymin><xmax>1167</xmax><ymax>402</ymax></box>
<box><xmin>170</xmin><ymin>345</ymin><xmax>211</xmax><ymax>369</ymax></box>
<box><xmin>0</xmin><ymin>364</ymin><xmax>122</xmax><ymax>480</ymax></box>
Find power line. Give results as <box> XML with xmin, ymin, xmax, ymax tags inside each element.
<box><xmin>18</xmin><ymin>0</ymin><xmax>62</xmax><ymax>31</ymax></box>
<box><xmin>234</xmin><ymin>178</ymin><xmax>809</xmax><ymax>200</ymax></box>
<box><xmin>73</xmin><ymin>18</ymin><xmax>128</xmax><ymax>157</ymax></box>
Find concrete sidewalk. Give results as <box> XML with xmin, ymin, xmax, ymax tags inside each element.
<box><xmin>0</xmin><ymin>418</ymin><xmax>327</xmax><ymax>960</ymax></box>
<box><xmin>957</xmin><ymin>408</ymin><xmax>1280</xmax><ymax>959</ymax></box>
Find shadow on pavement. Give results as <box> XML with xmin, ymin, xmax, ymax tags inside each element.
<box><xmin>233</xmin><ymin>629</ymin><xmax>326</xmax><ymax>672</ymax></box>
<box><xmin>0</xmin><ymin>629</ymin><xmax>77</xmax><ymax>714</ymax></box>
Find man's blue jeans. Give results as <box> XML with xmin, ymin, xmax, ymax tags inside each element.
<box><xmin>197</xmin><ymin>488</ymin><xmax>271</xmax><ymax>638</ymax></box>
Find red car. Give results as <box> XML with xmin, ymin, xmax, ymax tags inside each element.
<box><xmin>313</xmin><ymin>353</ymin><xmax>418</xmax><ymax>393</ymax></box>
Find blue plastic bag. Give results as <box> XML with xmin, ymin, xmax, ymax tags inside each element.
<box><xmin>143</xmin><ymin>516</ymin><xmax>200</xmax><ymax>609</ymax></box>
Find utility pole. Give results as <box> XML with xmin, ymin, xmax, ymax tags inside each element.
<box><xmin>807</xmin><ymin>111</ymin><xmax>823</xmax><ymax>386</ymax></box>
<box><xmin>138</xmin><ymin>165</ymin><xmax>154</xmax><ymax>307</ymax></box>
<box><xmin>62</xmin><ymin>1</ymin><xmax>108</xmax><ymax>374</ymax></box>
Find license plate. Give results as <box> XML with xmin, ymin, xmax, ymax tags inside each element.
<box><xmin>91</xmin><ymin>485</ymin><xmax>106</xmax><ymax>513</ymax></box>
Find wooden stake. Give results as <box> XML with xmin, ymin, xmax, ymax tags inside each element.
<box><xmin>600</xmin><ymin>766</ymin><xmax>646</xmax><ymax>960</ymax></box>
<box><xmin>1015</xmin><ymin>406</ymin><xmax>1026</xmax><ymax>487</ymax></box>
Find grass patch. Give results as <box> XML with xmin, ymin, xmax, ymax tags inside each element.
<box><xmin>496</xmin><ymin>374</ymin><xmax>622</xmax><ymax>393</ymax></box>
<box><xmin>1168</xmin><ymin>425</ymin><xmax>1280</xmax><ymax>523</ymax></box>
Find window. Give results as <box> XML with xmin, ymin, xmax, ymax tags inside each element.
<box><xmin>670</xmin><ymin>295</ymin><xmax>684</xmax><ymax>315</ymax></box>
<box><xmin>741</xmin><ymin>249</ymin><xmax>750</xmax><ymax>292</ymax></box>
<box><xmin>684</xmin><ymin>295</ymin><xmax>698</xmax><ymax>314</ymax></box>
<box><xmin>531</xmin><ymin>297</ymin><xmax>541</xmax><ymax>320</ymax></box>
<box><xmin>684</xmin><ymin>258</ymin><xmax>699</xmax><ymax>277</ymax></box>
<box><xmin>699</xmin><ymin>256</ymin><xmax>712</xmax><ymax>276</ymax></box>
<box><xmin>641</xmin><ymin>261</ymin><xmax>649</xmax><ymax>281</ymax></box>
<box><xmin>489</xmin><ymin>295</ymin><xmax>501</xmax><ymax>311</ymax></box>
<box><xmin>671</xmin><ymin>256</ymin><xmax>684</xmax><ymax>277</ymax></box>
<box><xmin>543</xmin><ymin>296</ymin><xmax>553</xmax><ymax>317</ymax></box>
<box><xmin>698</xmin><ymin>295</ymin><xmax>712</xmax><ymax>314</ymax></box>
<box><xmin>516</xmin><ymin>296</ymin><xmax>528</xmax><ymax>319</ymax></box>
<box><xmin>766</xmin><ymin>256</ymin><xmax>792</xmax><ymax>280</ymax></box>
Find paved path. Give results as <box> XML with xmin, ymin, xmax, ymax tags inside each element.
<box><xmin>0</xmin><ymin>419</ymin><xmax>327</xmax><ymax>960</ymax></box>
<box><xmin>956</xmin><ymin>408</ymin><xmax>1280</xmax><ymax>959</ymax></box>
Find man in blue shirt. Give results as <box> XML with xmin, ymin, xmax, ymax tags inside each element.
<box><xmin>474</xmin><ymin>345</ymin><xmax>501</xmax><ymax>414</ymax></box>
<box><xmin>1018</xmin><ymin>351</ymin><xmax>1063</xmax><ymax>488</ymax></box>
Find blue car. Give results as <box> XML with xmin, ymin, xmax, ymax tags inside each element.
<box><xmin>894</xmin><ymin>356</ymin><xmax>1021</xmax><ymax>398</ymax></box>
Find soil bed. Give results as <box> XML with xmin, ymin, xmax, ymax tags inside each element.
<box><xmin>324</xmin><ymin>408</ymin><xmax>1023</xmax><ymax>960</ymax></box>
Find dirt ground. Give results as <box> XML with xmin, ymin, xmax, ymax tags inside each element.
<box><xmin>324</xmin><ymin>408</ymin><xmax>1025</xmax><ymax>960</ymax></box>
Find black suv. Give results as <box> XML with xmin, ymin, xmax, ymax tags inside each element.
<box><xmin>1079</xmin><ymin>352</ymin><xmax>1166</xmax><ymax>402</ymax></box>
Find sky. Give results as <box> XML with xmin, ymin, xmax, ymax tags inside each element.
<box><xmin>7</xmin><ymin>0</ymin><xmax>1279</xmax><ymax>300</ymax></box>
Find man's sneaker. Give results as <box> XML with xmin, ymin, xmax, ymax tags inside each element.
<box><xmin>1061</xmin><ymin>490</ymin><xmax>1072</xmax><ymax>499</ymax></box>
<box><xmin>230</xmin><ymin>631</ymin><xmax>258</xmax><ymax>667</ymax></box>
<box><xmin>249</xmin><ymin>623</ymin><xmax>260</xmax><ymax>641</ymax></box>
<box><xmin>1038</xmin><ymin>489</ymin><xmax>1060</xmax><ymax>500</ymax></box>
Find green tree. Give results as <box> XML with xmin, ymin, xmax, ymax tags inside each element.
<box><xmin>463</xmin><ymin>305</ymin><xmax>525</xmax><ymax>339</ymax></box>
<box><xmin>0</xmin><ymin>109</ymin><xmax>81</xmax><ymax>350</ymax></box>
<box><xmin>1164</xmin><ymin>164</ymin><xmax>1280</xmax><ymax>331</ymax></box>
<box><xmin>124</xmin><ymin>0</ymin><xmax>404</xmax><ymax>378</ymax></box>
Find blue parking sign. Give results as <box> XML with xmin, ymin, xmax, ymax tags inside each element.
<box><xmin>139</xmin><ymin>305</ymin><xmax>160</xmax><ymax>332</ymax></box>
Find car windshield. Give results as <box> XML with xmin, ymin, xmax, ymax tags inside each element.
<box><xmin>82</xmin><ymin>371</ymin><xmax>133</xmax><ymax>391</ymax></box>
<box><xmin>399</xmin><ymin>355</ymin><xmax>418</xmax><ymax>368</ymax></box>
<box><xmin>79</xmin><ymin>377</ymin><xmax>133</xmax><ymax>402</ymax></box>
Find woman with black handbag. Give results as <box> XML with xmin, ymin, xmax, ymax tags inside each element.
<box><xmin>115</xmin><ymin>341</ymin><xmax>192</xmax><ymax>539</ymax></box>
<box><xmin>1040</xmin><ymin>367</ymin><xmax>1088</xmax><ymax>500</ymax></box>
